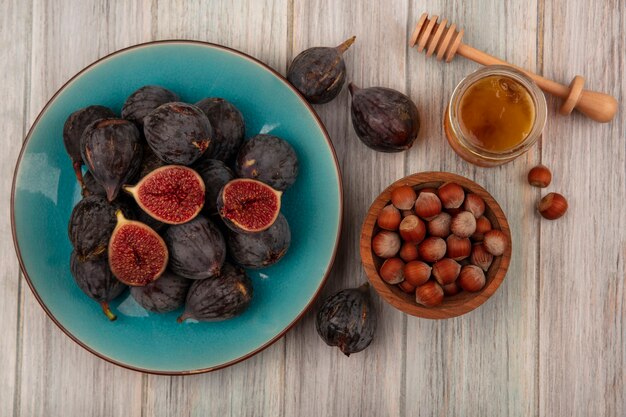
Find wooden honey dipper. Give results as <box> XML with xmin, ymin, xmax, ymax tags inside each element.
<box><xmin>410</xmin><ymin>13</ymin><xmax>618</xmax><ymax>123</ymax></box>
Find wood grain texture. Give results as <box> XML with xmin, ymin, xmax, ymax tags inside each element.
<box><xmin>539</xmin><ymin>0</ymin><xmax>625</xmax><ymax>416</ymax></box>
<box><xmin>359</xmin><ymin>172</ymin><xmax>511</xmax><ymax>319</ymax></box>
<box><xmin>0</xmin><ymin>0</ymin><xmax>624</xmax><ymax>416</ymax></box>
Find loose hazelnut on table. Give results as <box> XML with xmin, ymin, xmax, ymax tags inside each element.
<box><xmin>391</xmin><ymin>185</ymin><xmax>417</xmax><ymax>210</ymax></box>
<box><xmin>457</xmin><ymin>265</ymin><xmax>486</xmax><ymax>292</ymax></box>
<box><xmin>537</xmin><ymin>192</ymin><xmax>568</xmax><ymax>220</ymax></box>
<box><xmin>450</xmin><ymin>211</ymin><xmax>477</xmax><ymax>238</ymax></box>
<box><xmin>437</xmin><ymin>182</ymin><xmax>465</xmax><ymax>209</ymax></box>
<box><xmin>482</xmin><ymin>229</ymin><xmax>508</xmax><ymax>256</ymax></box>
<box><xmin>372</xmin><ymin>230</ymin><xmax>401</xmax><ymax>258</ymax></box>
<box><xmin>377</xmin><ymin>204</ymin><xmax>401</xmax><ymax>230</ymax></box>
<box><xmin>415</xmin><ymin>281</ymin><xmax>444</xmax><ymax>307</ymax></box>
<box><xmin>527</xmin><ymin>164</ymin><xmax>552</xmax><ymax>188</ymax></box>
<box><xmin>463</xmin><ymin>193</ymin><xmax>485</xmax><ymax>218</ymax></box>
<box><xmin>414</xmin><ymin>191</ymin><xmax>442</xmax><ymax>220</ymax></box>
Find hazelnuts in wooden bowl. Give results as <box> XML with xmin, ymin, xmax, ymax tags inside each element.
<box><xmin>360</xmin><ymin>172</ymin><xmax>511</xmax><ymax>319</ymax></box>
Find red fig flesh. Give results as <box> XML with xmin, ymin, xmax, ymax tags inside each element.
<box><xmin>108</xmin><ymin>211</ymin><xmax>168</xmax><ymax>286</ymax></box>
<box><xmin>124</xmin><ymin>165</ymin><xmax>205</xmax><ymax>225</ymax></box>
<box><xmin>217</xmin><ymin>179</ymin><xmax>282</xmax><ymax>233</ymax></box>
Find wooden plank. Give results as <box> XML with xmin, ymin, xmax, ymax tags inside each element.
<box><xmin>284</xmin><ymin>1</ymin><xmax>408</xmax><ymax>416</ymax></box>
<box><xmin>142</xmin><ymin>2</ymin><xmax>288</xmax><ymax>416</ymax></box>
<box><xmin>539</xmin><ymin>1</ymin><xmax>625</xmax><ymax>416</ymax></box>
<box><xmin>404</xmin><ymin>1</ymin><xmax>540</xmax><ymax>415</ymax></box>
<box><xmin>0</xmin><ymin>0</ymin><xmax>33</xmax><ymax>416</ymax></box>
<box><xmin>17</xmin><ymin>1</ymin><xmax>152</xmax><ymax>416</ymax></box>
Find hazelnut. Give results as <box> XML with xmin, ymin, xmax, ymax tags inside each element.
<box><xmin>437</xmin><ymin>182</ymin><xmax>465</xmax><ymax>209</ymax></box>
<box><xmin>463</xmin><ymin>193</ymin><xmax>485</xmax><ymax>218</ymax></box>
<box><xmin>379</xmin><ymin>257</ymin><xmax>405</xmax><ymax>284</ymax></box>
<box><xmin>417</xmin><ymin>237</ymin><xmax>447</xmax><ymax>263</ymax></box>
<box><xmin>391</xmin><ymin>185</ymin><xmax>417</xmax><ymax>210</ymax></box>
<box><xmin>404</xmin><ymin>260</ymin><xmax>431</xmax><ymax>286</ymax></box>
<box><xmin>399</xmin><ymin>242</ymin><xmax>419</xmax><ymax>262</ymax></box>
<box><xmin>399</xmin><ymin>215</ymin><xmax>427</xmax><ymax>243</ymax></box>
<box><xmin>537</xmin><ymin>192</ymin><xmax>568</xmax><ymax>220</ymax></box>
<box><xmin>414</xmin><ymin>192</ymin><xmax>442</xmax><ymax>220</ymax></box>
<box><xmin>450</xmin><ymin>211</ymin><xmax>477</xmax><ymax>238</ymax></box>
<box><xmin>458</xmin><ymin>265</ymin><xmax>486</xmax><ymax>292</ymax></box>
<box><xmin>442</xmin><ymin>282</ymin><xmax>462</xmax><ymax>296</ymax></box>
<box><xmin>401</xmin><ymin>209</ymin><xmax>415</xmax><ymax>218</ymax></box>
<box><xmin>432</xmin><ymin>258</ymin><xmax>461</xmax><ymax>285</ymax></box>
<box><xmin>469</xmin><ymin>243</ymin><xmax>493</xmax><ymax>271</ymax></box>
<box><xmin>377</xmin><ymin>204</ymin><xmax>401</xmax><ymax>230</ymax></box>
<box><xmin>483</xmin><ymin>229</ymin><xmax>508</xmax><ymax>256</ymax></box>
<box><xmin>446</xmin><ymin>235</ymin><xmax>471</xmax><ymax>260</ymax></box>
<box><xmin>471</xmin><ymin>216</ymin><xmax>492</xmax><ymax>240</ymax></box>
<box><xmin>427</xmin><ymin>212</ymin><xmax>452</xmax><ymax>238</ymax></box>
<box><xmin>418</xmin><ymin>187</ymin><xmax>438</xmax><ymax>195</ymax></box>
<box><xmin>527</xmin><ymin>164</ymin><xmax>552</xmax><ymax>188</ymax></box>
<box><xmin>372</xmin><ymin>230</ymin><xmax>401</xmax><ymax>258</ymax></box>
<box><xmin>415</xmin><ymin>281</ymin><xmax>444</xmax><ymax>307</ymax></box>
<box><xmin>398</xmin><ymin>280</ymin><xmax>416</xmax><ymax>294</ymax></box>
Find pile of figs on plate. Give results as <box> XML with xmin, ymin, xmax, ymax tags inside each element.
<box><xmin>65</xmin><ymin>86</ymin><xmax>298</xmax><ymax>321</ymax></box>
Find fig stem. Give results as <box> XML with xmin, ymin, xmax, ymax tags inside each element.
<box><xmin>101</xmin><ymin>302</ymin><xmax>117</xmax><ymax>321</ymax></box>
<box><xmin>348</xmin><ymin>83</ymin><xmax>360</xmax><ymax>96</ymax></box>
<box><xmin>336</xmin><ymin>36</ymin><xmax>356</xmax><ymax>54</ymax></box>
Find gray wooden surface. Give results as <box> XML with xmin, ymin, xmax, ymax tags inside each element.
<box><xmin>1</xmin><ymin>0</ymin><xmax>624</xmax><ymax>416</ymax></box>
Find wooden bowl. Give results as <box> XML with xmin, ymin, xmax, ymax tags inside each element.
<box><xmin>360</xmin><ymin>172</ymin><xmax>511</xmax><ymax>319</ymax></box>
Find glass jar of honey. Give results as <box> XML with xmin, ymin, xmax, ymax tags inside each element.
<box><xmin>444</xmin><ymin>65</ymin><xmax>547</xmax><ymax>167</ymax></box>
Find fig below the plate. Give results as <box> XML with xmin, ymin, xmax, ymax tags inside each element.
<box><xmin>234</xmin><ymin>134</ymin><xmax>299</xmax><ymax>191</ymax></box>
<box><xmin>192</xmin><ymin>158</ymin><xmax>235</xmax><ymax>214</ymax></box>
<box><xmin>70</xmin><ymin>251</ymin><xmax>127</xmax><ymax>321</ymax></box>
<box><xmin>226</xmin><ymin>213</ymin><xmax>291</xmax><ymax>269</ymax></box>
<box><xmin>178</xmin><ymin>263</ymin><xmax>253</xmax><ymax>322</ymax></box>
<box><xmin>124</xmin><ymin>165</ymin><xmax>205</xmax><ymax>225</ymax></box>
<box><xmin>217</xmin><ymin>178</ymin><xmax>282</xmax><ymax>233</ymax></box>
<box><xmin>349</xmin><ymin>84</ymin><xmax>420</xmax><ymax>152</ymax></box>
<box><xmin>63</xmin><ymin>105</ymin><xmax>116</xmax><ymax>187</ymax></box>
<box><xmin>81</xmin><ymin>118</ymin><xmax>143</xmax><ymax>201</ymax></box>
<box><xmin>121</xmin><ymin>85</ymin><xmax>179</xmax><ymax>128</ymax></box>
<box><xmin>195</xmin><ymin>97</ymin><xmax>245</xmax><ymax>163</ymax></box>
<box><xmin>108</xmin><ymin>211</ymin><xmax>168</xmax><ymax>286</ymax></box>
<box><xmin>163</xmin><ymin>215</ymin><xmax>226</xmax><ymax>280</ymax></box>
<box><xmin>315</xmin><ymin>283</ymin><xmax>377</xmax><ymax>356</ymax></box>
<box><xmin>68</xmin><ymin>195</ymin><xmax>133</xmax><ymax>261</ymax></box>
<box><xmin>144</xmin><ymin>102</ymin><xmax>213</xmax><ymax>165</ymax></box>
<box><xmin>287</xmin><ymin>36</ymin><xmax>355</xmax><ymax>104</ymax></box>
<box><xmin>130</xmin><ymin>270</ymin><xmax>191</xmax><ymax>313</ymax></box>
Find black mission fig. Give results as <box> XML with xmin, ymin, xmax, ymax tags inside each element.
<box><xmin>349</xmin><ymin>83</ymin><xmax>420</xmax><ymax>152</ymax></box>
<box><xmin>130</xmin><ymin>270</ymin><xmax>191</xmax><ymax>313</ymax></box>
<box><xmin>192</xmin><ymin>158</ymin><xmax>235</xmax><ymax>214</ymax></box>
<box><xmin>315</xmin><ymin>283</ymin><xmax>377</xmax><ymax>356</ymax></box>
<box><xmin>287</xmin><ymin>36</ymin><xmax>356</xmax><ymax>104</ymax></box>
<box><xmin>70</xmin><ymin>251</ymin><xmax>127</xmax><ymax>321</ymax></box>
<box><xmin>178</xmin><ymin>263</ymin><xmax>253</xmax><ymax>322</ymax></box>
<box><xmin>122</xmin><ymin>85</ymin><xmax>179</xmax><ymax>128</ymax></box>
<box><xmin>81</xmin><ymin>118</ymin><xmax>143</xmax><ymax>201</ymax></box>
<box><xmin>195</xmin><ymin>98</ymin><xmax>245</xmax><ymax>162</ymax></box>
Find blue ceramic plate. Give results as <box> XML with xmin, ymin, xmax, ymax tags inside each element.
<box><xmin>11</xmin><ymin>41</ymin><xmax>342</xmax><ymax>374</ymax></box>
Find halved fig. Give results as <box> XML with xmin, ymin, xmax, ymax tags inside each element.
<box><xmin>217</xmin><ymin>178</ymin><xmax>282</xmax><ymax>233</ymax></box>
<box><xmin>123</xmin><ymin>165</ymin><xmax>205</xmax><ymax>225</ymax></box>
<box><xmin>108</xmin><ymin>211</ymin><xmax>168</xmax><ymax>286</ymax></box>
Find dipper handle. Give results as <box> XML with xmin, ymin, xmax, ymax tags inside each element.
<box><xmin>410</xmin><ymin>13</ymin><xmax>618</xmax><ymax>123</ymax></box>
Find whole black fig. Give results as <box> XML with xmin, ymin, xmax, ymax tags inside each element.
<box><xmin>63</xmin><ymin>105</ymin><xmax>116</xmax><ymax>186</ymax></box>
<box><xmin>81</xmin><ymin>118</ymin><xmax>143</xmax><ymax>201</ymax></box>
<box><xmin>163</xmin><ymin>215</ymin><xmax>226</xmax><ymax>279</ymax></box>
<box><xmin>192</xmin><ymin>158</ymin><xmax>234</xmax><ymax>214</ymax></box>
<box><xmin>349</xmin><ymin>84</ymin><xmax>420</xmax><ymax>152</ymax></box>
<box><xmin>235</xmin><ymin>134</ymin><xmax>299</xmax><ymax>191</ymax></box>
<box><xmin>70</xmin><ymin>251</ymin><xmax>127</xmax><ymax>321</ymax></box>
<box><xmin>226</xmin><ymin>213</ymin><xmax>291</xmax><ymax>269</ymax></box>
<box><xmin>121</xmin><ymin>85</ymin><xmax>179</xmax><ymax>128</ymax></box>
<box><xmin>81</xmin><ymin>170</ymin><xmax>106</xmax><ymax>197</ymax></box>
<box><xmin>195</xmin><ymin>98</ymin><xmax>245</xmax><ymax>162</ymax></box>
<box><xmin>287</xmin><ymin>36</ymin><xmax>356</xmax><ymax>104</ymax></box>
<box><xmin>144</xmin><ymin>102</ymin><xmax>213</xmax><ymax>165</ymax></box>
<box><xmin>68</xmin><ymin>195</ymin><xmax>133</xmax><ymax>261</ymax></box>
<box><xmin>130</xmin><ymin>270</ymin><xmax>191</xmax><ymax>313</ymax></box>
<box><xmin>315</xmin><ymin>283</ymin><xmax>377</xmax><ymax>356</ymax></box>
<box><xmin>178</xmin><ymin>263</ymin><xmax>253</xmax><ymax>322</ymax></box>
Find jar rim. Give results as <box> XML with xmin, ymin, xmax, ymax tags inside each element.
<box><xmin>447</xmin><ymin>65</ymin><xmax>547</xmax><ymax>161</ymax></box>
